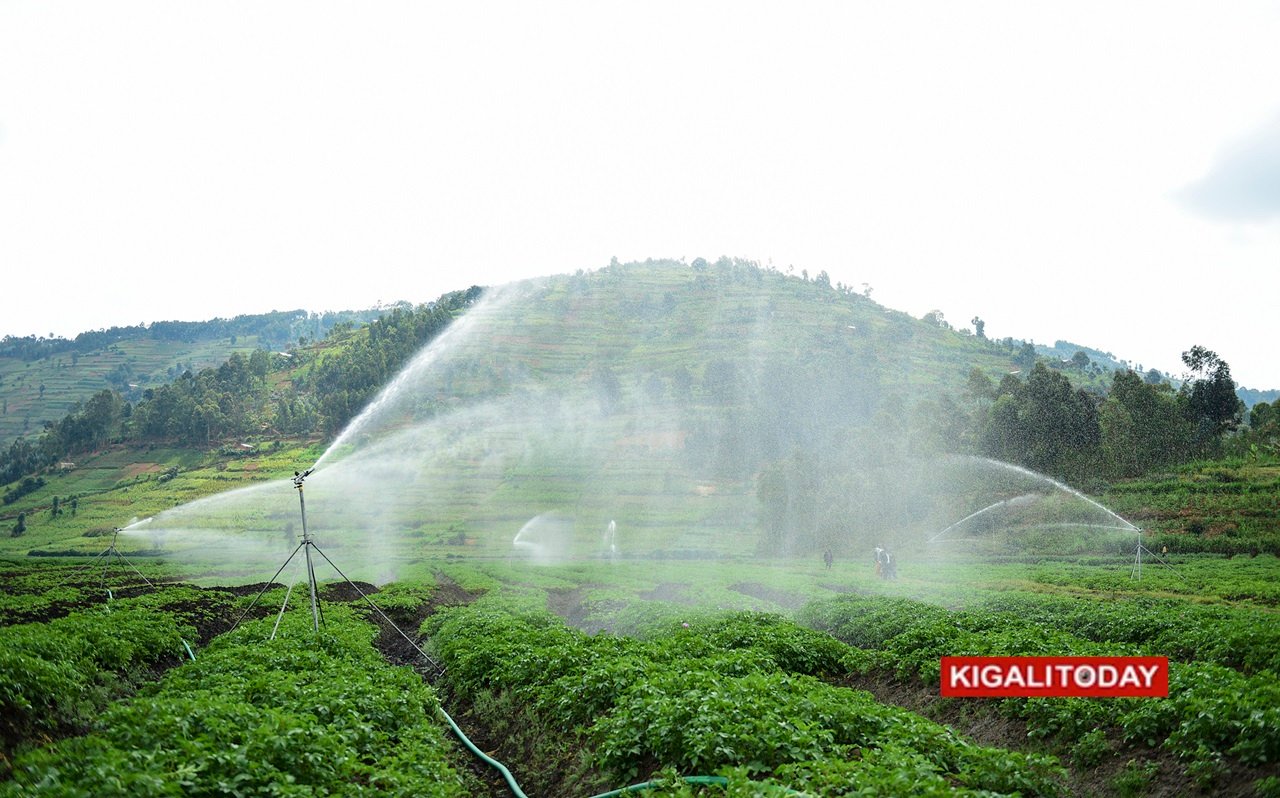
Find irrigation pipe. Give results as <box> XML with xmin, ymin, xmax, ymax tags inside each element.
<box><xmin>247</xmin><ymin>555</ymin><xmax>795</xmax><ymax>797</ymax></box>
<box><xmin>586</xmin><ymin>775</ymin><xmax>731</xmax><ymax>797</ymax></box>
<box><xmin>435</xmin><ymin>705</ymin><xmax>530</xmax><ymax>798</ymax></box>
<box><xmin>586</xmin><ymin>773</ymin><xmax>808</xmax><ymax>796</ymax></box>
<box><xmin>437</xmin><ymin>702</ymin><xmax>808</xmax><ymax>798</ymax></box>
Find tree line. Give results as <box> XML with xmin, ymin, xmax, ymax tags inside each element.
<box><xmin>755</xmin><ymin>345</ymin><xmax>1275</xmax><ymax>555</ymax></box>
<box><xmin>0</xmin><ymin>307</ymin><xmax>392</xmax><ymax>363</ymax></box>
<box><xmin>967</xmin><ymin>345</ymin><xmax>1251</xmax><ymax>483</ymax></box>
<box><xmin>0</xmin><ymin>288</ymin><xmax>481</xmax><ymax>487</ymax></box>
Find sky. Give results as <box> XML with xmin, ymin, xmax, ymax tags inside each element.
<box><xmin>2</xmin><ymin>2</ymin><xmax>1279</xmax><ymax>388</ymax></box>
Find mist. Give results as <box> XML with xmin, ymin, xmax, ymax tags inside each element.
<box><xmin>125</xmin><ymin>265</ymin><xmax>1140</xmax><ymax>585</ymax></box>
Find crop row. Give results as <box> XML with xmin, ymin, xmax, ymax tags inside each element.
<box><xmin>0</xmin><ymin>558</ymin><xmax>177</xmax><ymax>627</ymax></box>
<box><xmin>1018</xmin><ymin>555</ymin><xmax>1280</xmax><ymax>605</ymax></box>
<box><xmin>797</xmin><ymin>594</ymin><xmax>1280</xmax><ymax>788</ymax></box>
<box><xmin>0</xmin><ymin>588</ymin><xmax>231</xmax><ymax>765</ymax></box>
<box><xmin>424</xmin><ymin>597</ymin><xmax>1068</xmax><ymax>797</ymax></box>
<box><xmin>2</xmin><ymin>604</ymin><xmax>472</xmax><ymax>797</ymax></box>
<box><xmin>970</xmin><ymin>591</ymin><xmax>1280</xmax><ymax>673</ymax></box>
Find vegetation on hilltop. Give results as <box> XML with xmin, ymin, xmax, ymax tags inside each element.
<box><xmin>0</xmin><ymin>259</ymin><xmax>1277</xmax><ymax>558</ymax></box>
<box><xmin>0</xmin><ymin>289</ymin><xmax>481</xmax><ymax>487</ymax></box>
<box><xmin>0</xmin><ymin>306</ymin><xmax>394</xmax><ymax>445</ymax></box>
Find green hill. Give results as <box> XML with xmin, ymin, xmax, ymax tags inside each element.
<box><xmin>0</xmin><ymin>260</ymin><xmax>1029</xmax><ymax>565</ymax></box>
<box><xmin>1</xmin><ymin>259</ymin><xmax>1274</xmax><ymax>564</ymax></box>
<box><xmin>0</xmin><ymin>307</ymin><xmax>390</xmax><ymax>445</ymax></box>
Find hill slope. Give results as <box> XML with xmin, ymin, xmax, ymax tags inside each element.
<box><xmin>1</xmin><ymin>259</ymin><xmax>1276</xmax><ymax>564</ymax></box>
<box><xmin>13</xmin><ymin>260</ymin><xmax>1028</xmax><ymax>568</ymax></box>
<box><xmin>0</xmin><ymin>307</ymin><xmax>390</xmax><ymax>445</ymax></box>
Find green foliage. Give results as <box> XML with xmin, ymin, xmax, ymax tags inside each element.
<box><xmin>2</xmin><ymin>606</ymin><xmax>469</xmax><ymax>797</ymax></box>
<box><xmin>0</xmin><ymin>602</ymin><xmax>195</xmax><ymax>754</ymax></box>
<box><xmin>1110</xmin><ymin>759</ymin><xmax>1159</xmax><ymax>798</ymax></box>
<box><xmin>1100</xmin><ymin>370</ymin><xmax>1191</xmax><ymax>477</ymax></box>
<box><xmin>1180</xmin><ymin>345</ymin><xmax>1245</xmax><ymax>447</ymax></box>
<box><xmin>426</xmin><ymin>597</ymin><xmax>1067</xmax><ymax>796</ymax></box>
<box><xmin>980</xmin><ymin>362</ymin><xmax>1102</xmax><ymax>484</ymax></box>
<box><xmin>799</xmin><ymin>591</ymin><xmax>1280</xmax><ymax>783</ymax></box>
<box><xmin>1070</xmin><ymin>728</ymin><xmax>1110</xmax><ymax>768</ymax></box>
<box><xmin>302</xmin><ymin>288</ymin><xmax>481</xmax><ymax>436</ymax></box>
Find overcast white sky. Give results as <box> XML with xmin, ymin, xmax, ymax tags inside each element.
<box><xmin>2</xmin><ymin>2</ymin><xmax>1279</xmax><ymax>387</ymax></box>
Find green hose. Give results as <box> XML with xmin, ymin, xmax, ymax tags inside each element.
<box><xmin>436</xmin><ymin>706</ymin><xmax>747</xmax><ymax>798</ymax></box>
<box><xmin>586</xmin><ymin>774</ymin><xmax>730</xmax><ymax>797</ymax></box>
<box><xmin>436</xmin><ymin>706</ymin><xmax>530</xmax><ymax>798</ymax></box>
<box><xmin>587</xmin><ymin>774</ymin><xmax>810</xmax><ymax>797</ymax></box>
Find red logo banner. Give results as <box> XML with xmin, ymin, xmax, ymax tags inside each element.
<box><xmin>940</xmin><ymin>656</ymin><xmax>1169</xmax><ymax>698</ymax></box>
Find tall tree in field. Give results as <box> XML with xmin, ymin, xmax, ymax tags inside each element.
<box><xmin>1179</xmin><ymin>345</ymin><xmax>1244</xmax><ymax>451</ymax></box>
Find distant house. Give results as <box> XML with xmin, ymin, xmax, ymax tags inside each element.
<box><xmin>58</xmin><ymin>461</ymin><xmax>76</xmax><ymax>470</ymax></box>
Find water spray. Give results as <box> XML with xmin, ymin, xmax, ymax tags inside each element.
<box><xmin>228</xmin><ymin>466</ymin><xmax>444</xmax><ymax>672</ymax></box>
<box><xmin>928</xmin><ymin>494</ymin><xmax>1040</xmax><ymax>543</ymax></box>
<box><xmin>972</xmin><ymin>457</ymin><xmax>1138</xmax><ymax>532</ymax></box>
<box><xmin>58</xmin><ymin>525</ymin><xmax>157</xmax><ymax>598</ymax></box>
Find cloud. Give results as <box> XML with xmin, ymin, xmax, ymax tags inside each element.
<box><xmin>1178</xmin><ymin>112</ymin><xmax>1280</xmax><ymax>221</ymax></box>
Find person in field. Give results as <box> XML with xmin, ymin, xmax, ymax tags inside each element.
<box><xmin>874</xmin><ymin>546</ymin><xmax>896</xmax><ymax>579</ymax></box>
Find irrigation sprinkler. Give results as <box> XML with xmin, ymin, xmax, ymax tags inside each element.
<box><xmin>58</xmin><ymin>526</ymin><xmax>156</xmax><ymax>601</ymax></box>
<box><xmin>294</xmin><ymin>468</ymin><xmax>322</xmax><ymax>632</ymax></box>
<box><xmin>1130</xmin><ymin>529</ymin><xmax>1188</xmax><ymax>583</ymax></box>
<box><xmin>228</xmin><ymin>466</ymin><xmax>444</xmax><ymax>674</ymax></box>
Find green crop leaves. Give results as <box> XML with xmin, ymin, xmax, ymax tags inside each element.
<box><xmin>800</xmin><ymin>590</ymin><xmax>1280</xmax><ymax>787</ymax></box>
<box><xmin>0</xmin><ymin>603</ymin><xmax>194</xmax><ymax>755</ymax></box>
<box><xmin>425</xmin><ymin>597</ymin><xmax>1068</xmax><ymax>797</ymax></box>
<box><xmin>3</xmin><ymin>606</ymin><xmax>469</xmax><ymax>797</ymax></box>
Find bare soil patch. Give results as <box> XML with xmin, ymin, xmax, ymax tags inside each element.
<box><xmin>729</xmin><ymin>581</ymin><xmax>809</xmax><ymax>610</ymax></box>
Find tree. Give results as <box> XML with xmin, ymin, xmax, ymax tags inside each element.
<box><xmin>1014</xmin><ymin>342</ymin><xmax>1037</xmax><ymax>370</ymax></box>
<box><xmin>11</xmin><ymin>512</ymin><xmax>25</xmax><ymax>537</ymax></box>
<box><xmin>1250</xmin><ymin>401</ymin><xmax>1275</xmax><ymax>433</ymax></box>
<box><xmin>702</xmin><ymin>359</ymin><xmax>739</xmax><ymax>402</ymax></box>
<box><xmin>980</xmin><ymin>363</ymin><xmax>1101</xmax><ymax>481</ymax></box>
<box><xmin>965</xmin><ymin>368</ymin><xmax>998</xmax><ymax>403</ymax></box>
<box><xmin>1179</xmin><ymin>345</ymin><xmax>1244</xmax><ymax>447</ymax></box>
<box><xmin>592</xmin><ymin>366</ymin><xmax>623</xmax><ymax>415</ymax></box>
<box><xmin>1100</xmin><ymin>370</ymin><xmax>1192</xmax><ymax>476</ymax></box>
<box><xmin>971</xmin><ymin>317</ymin><xmax>986</xmax><ymax>339</ymax></box>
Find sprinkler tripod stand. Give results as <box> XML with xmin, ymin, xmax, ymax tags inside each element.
<box><xmin>1130</xmin><ymin>530</ymin><xmax>1187</xmax><ymax>583</ymax></box>
<box><xmin>58</xmin><ymin>527</ymin><xmax>156</xmax><ymax>601</ymax></box>
<box><xmin>229</xmin><ymin>467</ymin><xmax>443</xmax><ymax>674</ymax></box>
